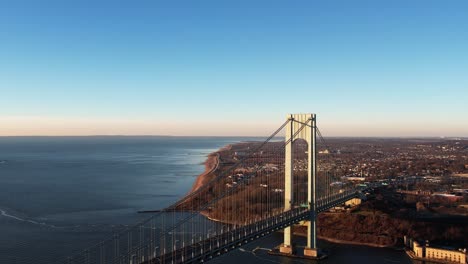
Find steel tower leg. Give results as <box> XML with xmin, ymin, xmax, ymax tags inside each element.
<box><xmin>280</xmin><ymin>115</ymin><xmax>294</xmax><ymax>254</ymax></box>
<box><xmin>304</xmin><ymin>114</ymin><xmax>318</xmax><ymax>257</ymax></box>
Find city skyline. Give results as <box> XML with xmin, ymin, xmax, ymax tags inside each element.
<box><xmin>1</xmin><ymin>1</ymin><xmax>467</xmax><ymax>136</ymax></box>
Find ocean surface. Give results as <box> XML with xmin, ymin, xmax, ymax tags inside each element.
<box><xmin>0</xmin><ymin>136</ymin><xmax>412</xmax><ymax>264</ymax></box>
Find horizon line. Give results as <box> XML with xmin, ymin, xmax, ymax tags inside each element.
<box><xmin>0</xmin><ymin>135</ymin><xmax>466</xmax><ymax>139</ymax></box>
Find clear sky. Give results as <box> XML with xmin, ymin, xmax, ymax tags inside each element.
<box><xmin>1</xmin><ymin>0</ymin><xmax>467</xmax><ymax>137</ymax></box>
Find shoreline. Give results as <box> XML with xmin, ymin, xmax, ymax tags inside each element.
<box><xmin>188</xmin><ymin>152</ymin><xmax>219</xmax><ymax>194</ymax></box>
<box><xmin>186</xmin><ymin>143</ymin><xmax>232</xmax><ymax>195</ymax></box>
<box><xmin>288</xmin><ymin>230</ymin><xmax>395</xmax><ymax>248</ymax></box>
<box><xmin>316</xmin><ymin>235</ymin><xmax>395</xmax><ymax>248</ymax></box>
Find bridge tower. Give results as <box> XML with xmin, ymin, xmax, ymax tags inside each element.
<box><xmin>280</xmin><ymin>113</ymin><xmax>318</xmax><ymax>257</ymax></box>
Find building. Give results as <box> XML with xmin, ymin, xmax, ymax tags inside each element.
<box><xmin>426</xmin><ymin>246</ymin><xmax>466</xmax><ymax>264</ymax></box>
<box><xmin>346</xmin><ymin>176</ymin><xmax>366</xmax><ymax>181</ymax></box>
<box><xmin>413</xmin><ymin>241</ymin><xmax>424</xmax><ymax>259</ymax></box>
<box><xmin>404</xmin><ymin>236</ymin><xmax>467</xmax><ymax>264</ymax></box>
<box><xmin>345</xmin><ymin>198</ymin><xmax>362</xmax><ymax>207</ymax></box>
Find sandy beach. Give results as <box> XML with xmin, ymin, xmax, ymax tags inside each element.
<box><xmin>187</xmin><ymin>144</ymin><xmax>233</xmax><ymax>195</ymax></box>
<box><xmin>188</xmin><ymin>153</ymin><xmax>219</xmax><ymax>194</ymax></box>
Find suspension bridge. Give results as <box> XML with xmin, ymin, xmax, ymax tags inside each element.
<box><xmin>64</xmin><ymin>113</ymin><xmax>374</xmax><ymax>264</ymax></box>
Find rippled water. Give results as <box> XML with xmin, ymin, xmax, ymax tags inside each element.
<box><xmin>0</xmin><ymin>136</ymin><xmax>411</xmax><ymax>264</ymax></box>
<box><xmin>0</xmin><ymin>136</ymin><xmax>249</xmax><ymax>263</ymax></box>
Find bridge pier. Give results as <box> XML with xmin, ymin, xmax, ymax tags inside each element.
<box><xmin>304</xmin><ymin>215</ymin><xmax>318</xmax><ymax>257</ymax></box>
<box><xmin>279</xmin><ymin>243</ymin><xmax>293</xmax><ymax>254</ymax></box>
<box><xmin>304</xmin><ymin>247</ymin><xmax>319</xmax><ymax>258</ymax></box>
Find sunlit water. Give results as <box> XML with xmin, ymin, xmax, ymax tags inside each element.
<box><xmin>0</xmin><ymin>136</ymin><xmax>411</xmax><ymax>263</ymax></box>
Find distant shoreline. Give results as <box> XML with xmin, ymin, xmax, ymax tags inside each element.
<box><xmin>1</xmin><ymin>135</ymin><xmax>466</xmax><ymax>139</ymax></box>
<box><xmin>0</xmin><ymin>135</ymin><xmax>270</xmax><ymax>138</ymax></box>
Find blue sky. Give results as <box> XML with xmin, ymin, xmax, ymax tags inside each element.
<box><xmin>1</xmin><ymin>0</ymin><xmax>467</xmax><ymax>136</ymax></box>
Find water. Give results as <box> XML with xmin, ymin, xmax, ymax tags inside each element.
<box><xmin>0</xmin><ymin>136</ymin><xmax>411</xmax><ymax>263</ymax></box>
<box><xmin>211</xmin><ymin>233</ymin><xmax>412</xmax><ymax>264</ymax></box>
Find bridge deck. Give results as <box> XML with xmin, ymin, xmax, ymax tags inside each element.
<box><xmin>139</xmin><ymin>190</ymin><xmax>363</xmax><ymax>264</ymax></box>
